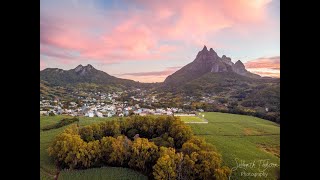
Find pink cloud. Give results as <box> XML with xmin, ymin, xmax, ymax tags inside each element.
<box><xmin>118</xmin><ymin>66</ymin><xmax>181</xmax><ymax>77</ymax></box>
<box><xmin>40</xmin><ymin>45</ymin><xmax>76</xmax><ymax>59</ymax></box>
<box><xmin>245</xmin><ymin>56</ymin><xmax>280</xmax><ymax>69</ymax></box>
<box><xmin>245</xmin><ymin>56</ymin><xmax>280</xmax><ymax>78</ymax></box>
<box><xmin>220</xmin><ymin>0</ymin><xmax>272</xmax><ymax>23</ymax></box>
<box><xmin>247</xmin><ymin>68</ymin><xmax>280</xmax><ymax>78</ymax></box>
<box><xmin>116</xmin><ymin>66</ymin><xmax>181</xmax><ymax>82</ymax></box>
<box><xmin>41</xmin><ymin>0</ymin><xmax>275</xmax><ymax>65</ymax></box>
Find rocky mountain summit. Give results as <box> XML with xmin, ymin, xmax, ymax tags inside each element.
<box><xmin>40</xmin><ymin>64</ymin><xmax>137</xmax><ymax>86</ymax></box>
<box><xmin>164</xmin><ymin>46</ymin><xmax>260</xmax><ymax>85</ymax></box>
<box><xmin>73</xmin><ymin>64</ymin><xmax>97</xmax><ymax>76</ymax></box>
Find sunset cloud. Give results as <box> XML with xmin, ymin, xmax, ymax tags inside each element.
<box><xmin>116</xmin><ymin>66</ymin><xmax>181</xmax><ymax>83</ymax></box>
<box><xmin>118</xmin><ymin>67</ymin><xmax>181</xmax><ymax>77</ymax></box>
<box><xmin>245</xmin><ymin>56</ymin><xmax>280</xmax><ymax>78</ymax></box>
<box><xmin>41</xmin><ymin>0</ymin><xmax>279</xmax><ymax>82</ymax></box>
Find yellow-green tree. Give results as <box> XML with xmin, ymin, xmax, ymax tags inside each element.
<box><xmin>214</xmin><ymin>166</ymin><xmax>232</xmax><ymax>180</ymax></box>
<box><xmin>169</xmin><ymin>120</ymin><xmax>193</xmax><ymax>148</ymax></box>
<box><xmin>85</xmin><ymin>140</ymin><xmax>102</xmax><ymax>167</ymax></box>
<box><xmin>108</xmin><ymin>136</ymin><xmax>132</xmax><ymax>166</ymax></box>
<box><xmin>128</xmin><ymin>138</ymin><xmax>159</xmax><ymax>173</ymax></box>
<box><xmin>100</xmin><ymin>136</ymin><xmax>116</xmax><ymax>163</ymax></box>
<box><xmin>153</xmin><ymin>147</ymin><xmax>177</xmax><ymax>180</ymax></box>
<box><xmin>182</xmin><ymin>136</ymin><xmax>216</xmax><ymax>155</ymax></box>
<box><xmin>194</xmin><ymin>150</ymin><xmax>223</xmax><ymax>180</ymax></box>
<box><xmin>47</xmin><ymin>130</ymin><xmax>85</xmax><ymax>169</ymax></box>
<box><xmin>181</xmin><ymin>152</ymin><xmax>198</xmax><ymax>180</ymax></box>
<box><xmin>100</xmin><ymin>121</ymin><xmax>121</xmax><ymax>137</ymax></box>
<box><xmin>79</xmin><ymin>126</ymin><xmax>94</xmax><ymax>142</ymax></box>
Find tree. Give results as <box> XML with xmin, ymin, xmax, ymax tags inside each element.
<box><xmin>169</xmin><ymin>120</ymin><xmax>193</xmax><ymax>148</ymax></box>
<box><xmin>129</xmin><ymin>138</ymin><xmax>159</xmax><ymax>173</ymax></box>
<box><xmin>83</xmin><ymin>140</ymin><xmax>102</xmax><ymax>167</ymax></box>
<box><xmin>47</xmin><ymin>131</ymin><xmax>86</xmax><ymax>169</ymax></box>
<box><xmin>153</xmin><ymin>147</ymin><xmax>177</xmax><ymax>180</ymax></box>
<box><xmin>181</xmin><ymin>153</ymin><xmax>198</xmax><ymax>180</ymax></box>
<box><xmin>181</xmin><ymin>142</ymin><xmax>200</xmax><ymax>155</ymax></box>
<box><xmin>151</xmin><ymin>133</ymin><xmax>174</xmax><ymax>148</ymax></box>
<box><xmin>214</xmin><ymin>166</ymin><xmax>232</xmax><ymax>180</ymax></box>
<box><xmin>100</xmin><ymin>121</ymin><xmax>121</xmax><ymax>137</ymax></box>
<box><xmin>194</xmin><ymin>150</ymin><xmax>223</xmax><ymax>180</ymax></box>
<box><xmin>100</xmin><ymin>136</ymin><xmax>116</xmax><ymax>164</ymax></box>
<box><xmin>47</xmin><ymin>115</ymin><xmax>231</xmax><ymax>179</ymax></box>
<box><xmin>80</xmin><ymin>126</ymin><xmax>94</xmax><ymax>142</ymax></box>
<box><xmin>108</xmin><ymin>136</ymin><xmax>132</xmax><ymax>166</ymax></box>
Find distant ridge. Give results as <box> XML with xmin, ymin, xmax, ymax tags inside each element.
<box><xmin>40</xmin><ymin>64</ymin><xmax>138</xmax><ymax>87</ymax></box>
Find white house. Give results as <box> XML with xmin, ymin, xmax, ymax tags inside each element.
<box><xmin>107</xmin><ymin>112</ymin><xmax>113</xmax><ymax>117</ymax></box>
<box><xmin>95</xmin><ymin>111</ymin><xmax>103</xmax><ymax>118</ymax></box>
<box><xmin>85</xmin><ymin>111</ymin><xmax>94</xmax><ymax>117</ymax></box>
<box><xmin>40</xmin><ymin>111</ymin><xmax>48</xmax><ymax>116</ymax></box>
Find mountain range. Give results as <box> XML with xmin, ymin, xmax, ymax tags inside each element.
<box><xmin>40</xmin><ymin>46</ymin><xmax>279</xmax><ymax>122</ymax></box>
<box><xmin>40</xmin><ymin>46</ymin><xmax>265</xmax><ymax>88</ymax></box>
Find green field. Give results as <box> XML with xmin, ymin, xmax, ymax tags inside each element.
<box><xmin>188</xmin><ymin>112</ymin><xmax>280</xmax><ymax>180</ymax></box>
<box><xmin>41</xmin><ymin>113</ymin><xmax>280</xmax><ymax>180</ymax></box>
<box><xmin>40</xmin><ymin>115</ymin><xmax>147</xmax><ymax>180</ymax></box>
<box><xmin>59</xmin><ymin>167</ymin><xmax>148</xmax><ymax>180</ymax></box>
<box><xmin>180</xmin><ymin>116</ymin><xmax>206</xmax><ymax>122</ymax></box>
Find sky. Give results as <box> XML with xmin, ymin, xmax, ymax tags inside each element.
<box><xmin>40</xmin><ymin>0</ymin><xmax>280</xmax><ymax>82</ymax></box>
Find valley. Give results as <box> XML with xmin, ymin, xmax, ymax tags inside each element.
<box><xmin>40</xmin><ymin>46</ymin><xmax>280</xmax><ymax>123</ymax></box>
<box><xmin>40</xmin><ymin>46</ymin><xmax>280</xmax><ymax>180</ymax></box>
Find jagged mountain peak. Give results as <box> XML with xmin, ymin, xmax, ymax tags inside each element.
<box><xmin>235</xmin><ymin>60</ymin><xmax>244</xmax><ymax>66</ymax></box>
<box><xmin>86</xmin><ymin>64</ymin><xmax>94</xmax><ymax>68</ymax></box>
<box><xmin>74</xmin><ymin>64</ymin><xmax>83</xmax><ymax>72</ymax></box>
<box><xmin>195</xmin><ymin>46</ymin><xmax>219</xmax><ymax>62</ymax></box>
<box><xmin>74</xmin><ymin>64</ymin><xmax>96</xmax><ymax>74</ymax></box>
<box><xmin>202</xmin><ymin>45</ymin><xmax>208</xmax><ymax>51</ymax></box>
<box><xmin>164</xmin><ymin>45</ymin><xmax>261</xmax><ymax>85</ymax></box>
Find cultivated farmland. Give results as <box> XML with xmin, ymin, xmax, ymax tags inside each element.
<box><xmin>41</xmin><ymin>113</ymin><xmax>280</xmax><ymax>180</ymax></box>
<box><xmin>188</xmin><ymin>112</ymin><xmax>280</xmax><ymax>180</ymax></box>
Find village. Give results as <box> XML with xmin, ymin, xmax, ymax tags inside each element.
<box><xmin>40</xmin><ymin>89</ymin><xmax>206</xmax><ymax>118</ymax></box>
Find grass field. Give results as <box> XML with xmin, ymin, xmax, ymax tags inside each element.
<box><xmin>188</xmin><ymin>112</ymin><xmax>280</xmax><ymax>180</ymax></box>
<box><xmin>180</xmin><ymin>116</ymin><xmax>206</xmax><ymax>122</ymax></box>
<box><xmin>41</xmin><ymin>113</ymin><xmax>280</xmax><ymax>180</ymax></box>
<box><xmin>58</xmin><ymin>167</ymin><xmax>148</xmax><ymax>180</ymax></box>
<box><xmin>40</xmin><ymin>115</ymin><xmax>146</xmax><ymax>180</ymax></box>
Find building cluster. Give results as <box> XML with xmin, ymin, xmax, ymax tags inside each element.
<box><xmin>40</xmin><ymin>90</ymin><xmax>186</xmax><ymax>118</ymax></box>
